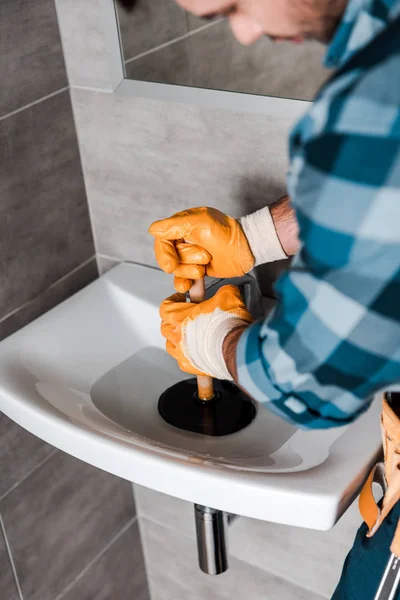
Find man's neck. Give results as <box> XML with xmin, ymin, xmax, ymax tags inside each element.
<box><xmin>313</xmin><ymin>0</ymin><xmax>349</xmax><ymax>44</ymax></box>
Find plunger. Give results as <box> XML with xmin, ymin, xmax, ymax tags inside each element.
<box><xmin>187</xmin><ymin>278</ymin><xmax>215</xmax><ymax>402</ymax></box>
<box><xmin>158</xmin><ymin>277</ymin><xmax>257</xmax><ymax>437</ymax></box>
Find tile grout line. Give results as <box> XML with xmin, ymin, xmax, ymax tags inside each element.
<box><xmin>0</xmin><ymin>255</ymin><xmax>96</xmax><ymax>325</ymax></box>
<box><xmin>70</xmin><ymin>84</ymin><xmax>114</xmax><ymax>94</ymax></box>
<box><xmin>0</xmin><ymin>87</ymin><xmax>69</xmax><ymax>123</ymax></box>
<box><xmin>97</xmin><ymin>252</ymin><xmax>122</xmax><ymax>262</ymax></box>
<box><xmin>0</xmin><ymin>513</ymin><xmax>24</xmax><ymax>600</ymax></box>
<box><xmin>55</xmin><ymin>516</ymin><xmax>138</xmax><ymax>600</ymax></box>
<box><xmin>124</xmin><ymin>18</ymin><xmax>224</xmax><ymax>65</ymax></box>
<box><xmin>96</xmin><ymin>254</ymin><xmax>162</xmax><ymax>274</ymax></box>
<box><xmin>0</xmin><ymin>449</ymin><xmax>58</xmax><ymax>504</ymax></box>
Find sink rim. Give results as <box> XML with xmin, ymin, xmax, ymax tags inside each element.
<box><xmin>0</xmin><ymin>262</ymin><xmax>382</xmax><ymax>530</ymax></box>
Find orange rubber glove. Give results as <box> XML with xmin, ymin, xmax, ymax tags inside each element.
<box><xmin>160</xmin><ymin>285</ymin><xmax>253</xmax><ymax>379</ymax></box>
<box><xmin>149</xmin><ymin>207</ymin><xmax>255</xmax><ymax>293</ymax></box>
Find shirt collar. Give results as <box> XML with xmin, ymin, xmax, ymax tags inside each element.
<box><xmin>325</xmin><ymin>0</ymin><xmax>400</xmax><ymax>69</ymax></box>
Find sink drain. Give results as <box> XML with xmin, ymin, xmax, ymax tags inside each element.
<box><xmin>158</xmin><ymin>378</ymin><xmax>256</xmax><ymax>436</ymax></box>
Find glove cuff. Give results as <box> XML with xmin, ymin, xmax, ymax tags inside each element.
<box><xmin>183</xmin><ymin>309</ymin><xmax>247</xmax><ymax>381</ymax></box>
<box><xmin>240</xmin><ymin>206</ymin><xmax>286</xmax><ymax>267</ymax></box>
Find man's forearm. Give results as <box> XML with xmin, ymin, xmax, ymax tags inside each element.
<box><xmin>224</xmin><ymin>197</ymin><xmax>299</xmax><ymax>387</ymax></box>
<box><xmin>222</xmin><ymin>325</ymin><xmax>248</xmax><ymax>382</ymax></box>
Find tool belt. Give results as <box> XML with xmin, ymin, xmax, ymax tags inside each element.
<box><xmin>359</xmin><ymin>394</ymin><xmax>400</xmax><ymax>556</ymax></box>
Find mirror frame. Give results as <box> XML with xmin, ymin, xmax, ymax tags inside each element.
<box><xmin>101</xmin><ymin>0</ymin><xmax>309</xmax><ymax>118</ymax></box>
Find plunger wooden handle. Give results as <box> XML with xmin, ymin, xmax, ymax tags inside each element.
<box><xmin>189</xmin><ymin>278</ymin><xmax>214</xmax><ymax>401</ymax></box>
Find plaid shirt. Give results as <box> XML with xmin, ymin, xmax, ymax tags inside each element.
<box><xmin>237</xmin><ymin>0</ymin><xmax>400</xmax><ymax>429</ymax></box>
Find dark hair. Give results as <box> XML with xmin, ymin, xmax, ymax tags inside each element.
<box><xmin>116</xmin><ymin>0</ymin><xmax>138</xmax><ymax>11</ymax></box>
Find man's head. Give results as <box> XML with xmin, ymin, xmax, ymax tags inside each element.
<box><xmin>118</xmin><ymin>0</ymin><xmax>348</xmax><ymax>45</ymax></box>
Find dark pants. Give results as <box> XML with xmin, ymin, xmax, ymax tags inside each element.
<box><xmin>332</xmin><ymin>500</ymin><xmax>400</xmax><ymax>599</ymax></box>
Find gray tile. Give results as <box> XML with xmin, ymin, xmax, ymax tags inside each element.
<box><xmin>228</xmin><ymin>502</ymin><xmax>359</xmax><ymax>599</ymax></box>
<box><xmin>134</xmin><ymin>485</ymin><xmax>360</xmax><ymax>599</ymax></box>
<box><xmin>117</xmin><ymin>0</ymin><xmax>187</xmax><ymax>62</ymax></box>
<box><xmin>134</xmin><ymin>484</ymin><xmax>195</xmax><ymax>536</ymax></box>
<box><xmin>71</xmin><ymin>88</ymin><xmax>290</xmax><ymax>266</ymax></box>
<box><xmin>0</xmin><ymin>90</ymin><xmax>94</xmax><ymax>320</ymax></box>
<box><xmin>0</xmin><ymin>413</ymin><xmax>55</xmax><ymax>499</ymax></box>
<box><xmin>0</xmin><ymin>451</ymin><xmax>136</xmax><ymax>600</ymax></box>
<box><xmin>97</xmin><ymin>255</ymin><xmax>120</xmax><ymax>276</ymax></box>
<box><xmin>190</xmin><ymin>20</ymin><xmax>329</xmax><ymax>100</ymax></box>
<box><xmin>141</xmin><ymin>518</ymin><xmax>324</xmax><ymax>600</ymax></box>
<box><xmin>125</xmin><ymin>38</ymin><xmax>191</xmax><ymax>86</ymax></box>
<box><xmin>60</xmin><ymin>522</ymin><xmax>149</xmax><ymax>600</ymax></box>
<box><xmin>55</xmin><ymin>0</ymin><xmax>114</xmax><ymax>90</ymax></box>
<box><xmin>0</xmin><ymin>258</ymin><xmax>98</xmax><ymax>341</ymax></box>
<box><xmin>0</xmin><ymin>0</ymin><xmax>67</xmax><ymax>117</ymax></box>
<box><xmin>0</xmin><ymin>523</ymin><xmax>19</xmax><ymax>600</ymax></box>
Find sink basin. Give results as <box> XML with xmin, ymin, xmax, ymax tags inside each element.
<box><xmin>0</xmin><ymin>263</ymin><xmax>382</xmax><ymax>529</ymax></box>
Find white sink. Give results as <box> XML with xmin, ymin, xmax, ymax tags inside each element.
<box><xmin>0</xmin><ymin>263</ymin><xmax>382</xmax><ymax>529</ymax></box>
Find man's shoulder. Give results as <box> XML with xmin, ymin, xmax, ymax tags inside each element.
<box><xmin>299</xmin><ymin>17</ymin><xmax>400</xmax><ymax>144</ymax></box>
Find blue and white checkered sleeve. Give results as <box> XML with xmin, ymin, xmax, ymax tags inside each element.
<box><xmin>237</xmin><ymin>128</ymin><xmax>400</xmax><ymax>429</ymax></box>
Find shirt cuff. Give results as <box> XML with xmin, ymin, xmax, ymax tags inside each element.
<box><xmin>236</xmin><ymin>321</ymin><xmax>366</xmax><ymax>430</ymax></box>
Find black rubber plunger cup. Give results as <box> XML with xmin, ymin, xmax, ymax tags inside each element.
<box><xmin>158</xmin><ymin>378</ymin><xmax>256</xmax><ymax>436</ymax></box>
<box><xmin>158</xmin><ymin>278</ymin><xmax>256</xmax><ymax>437</ymax></box>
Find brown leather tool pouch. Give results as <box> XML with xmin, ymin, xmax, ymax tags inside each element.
<box><xmin>359</xmin><ymin>394</ymin><xmax>400</xmax><ymax>554</ymax></box>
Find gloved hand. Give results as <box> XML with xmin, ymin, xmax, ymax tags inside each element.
<box><xmin>149</xmin><ymin>207</ymin><xmax>255</xmax><ymax>293</ymax></box>
<box><xmin>160</xmin><ymin>285</ymin><xmax>253</xmax><ymax>379</ymax></box>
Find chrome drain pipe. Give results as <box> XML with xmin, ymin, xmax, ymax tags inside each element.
<box><xmin>194</xmin><ymin>504</ymin><xmax>236</xmax><ymax>575</ymax></box>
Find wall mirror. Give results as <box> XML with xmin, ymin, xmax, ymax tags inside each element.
<box><xmin>115</xmin><ymin>0</ymin><xmax>330</xmax><ymax>102</ymax></box>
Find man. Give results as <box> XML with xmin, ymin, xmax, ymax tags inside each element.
<box><xmin>121</xmin><ymin>0</ymin><xmax>400</xmax><ymax>597</ymax></box>
<box><xmin>148</xmin><ymin>0</ymin><xmax>400</xmax><ymax>430</ymax></box>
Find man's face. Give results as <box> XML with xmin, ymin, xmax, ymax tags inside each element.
<box><xmin>176</xmin><ymin>0</ymin><xmax>340</xmax><ymax>44</ymax></box>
